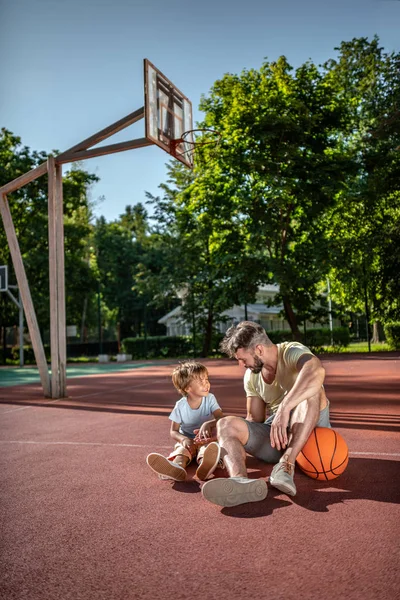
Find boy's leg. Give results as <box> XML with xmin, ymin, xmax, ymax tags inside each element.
<box><xmin>146</xmin><ymin>442</ymin><xmax>193</xmax><ymax>482</ymax></box>
<box><xmin>195</xmin><ymin>442</ymin><xmax>221</xmax><ymax>481</ymax></box>
<box><xmin>173</xmin><ymin>454</ymin><xmax>191</xmax><ymax>469</ymax></box>
<box><xmin>146</xmin><ymin>453</ymin><xmax>187</xmax><ymax>481</ymax></box>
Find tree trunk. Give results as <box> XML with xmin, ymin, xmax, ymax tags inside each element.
<box><xmin>2</xmin><ymin>326</ymin><xmax>6</xmax><ymax>365</ymax></box>
<box><xmin>202</xmin><ymin>310</ymin><xmax>214</xmax><ymax>357</ymax></box>
<box><xmin>282</xmin><ymin>295</ymin><xmax>302</xmax><ymax>341</ymax></box>
<box><xmin>80</xmin><ymin>296</ymin><xmax>87</xmax><ymax>342</ymax></box>
<box><xmin>371</xmin><ymin>321</ymin><xmax>380</xmax><ymax>344</ymax></box>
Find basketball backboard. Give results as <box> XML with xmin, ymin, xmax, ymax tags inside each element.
<box><xmin>144</xmin><ymin>59</ymin><xmax>194</xmax><ymax>168</ymax></box>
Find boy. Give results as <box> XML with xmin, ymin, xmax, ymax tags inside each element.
<box><xmin>146</xmin><ymin>361</ymin><xmax>224</xmax><ymax>481</ymax></box>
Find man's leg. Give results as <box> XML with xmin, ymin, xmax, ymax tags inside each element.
<box><xmin>217</xmin><ymin>416</ymin><xmax>249</xmax><ymax>477</ymax></box>
<box><xmin>283</xmin><ymin>391</ymin><xmax>322</xmax><ymax>464</ymax></box>
<box><xmin>201</xmin><ymin>416</ymin><xmax>268</xmax><ymax>507</ymax></box>
<box><xmin>269</xmin><ymin>391</ymin><xmax>322</xmax><ymax>496</ymax></box>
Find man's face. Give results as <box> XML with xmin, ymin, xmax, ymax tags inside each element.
<box><xmin>235</xmin><ymin>348</ymin><xmax>264</xmax><ymax>374</ymax></box>
<box><xmin>235</xmin><ymin>345</ymin><xmax>277</xmax><ymax>383</ymax></box>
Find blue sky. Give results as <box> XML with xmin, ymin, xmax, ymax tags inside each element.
<box><xmin>1</xmin><ymin>0</ymin><xmax>399</xmax><ymax>222</ymax></box>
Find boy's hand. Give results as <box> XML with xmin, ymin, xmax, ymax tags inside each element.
<box><xmin>194</xmin><ymin>426</ymin><xmax>217</xmax><ymax>444</ymax></box>
<box><xmin>181</xmin><ymin>438</ymin><xmax>196</xmax><ymax>453</ymax></box>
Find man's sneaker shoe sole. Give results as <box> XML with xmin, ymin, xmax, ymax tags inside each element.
<box><xmin>146</xmin><ymin>453</ymin><xmax>187</xmax><ymax>481</ymax></box>
<box><xmin>195</xmin><ymin>442</ymin><xmax>221</xmax><ymax>481</ymax></box>
<box><xmin>201</xmin><ymin>477</ymin><xmax>268</xmax><ymax>507</ymax></box>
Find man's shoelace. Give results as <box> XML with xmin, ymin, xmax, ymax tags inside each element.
<box><xmin>276</xmin><ymin>461</ymin><xmax>295</xmax><ymax>476</ymax></box>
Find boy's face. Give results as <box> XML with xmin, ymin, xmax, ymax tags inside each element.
<box><xmin>185</xmin><ymin>374</ymin><xmax>210</xmax><ymax>398</ymax></box>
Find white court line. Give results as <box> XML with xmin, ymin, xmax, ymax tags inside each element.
<box><xmin>72</xmin><ymin>381</ymin><xmax>151</xmax><ymax>399</ymax></box>
<box><xmin>0</xmin><ymin>382</ymin><xmax>156</xmax><ymax>414</ymax></box>
<box><xmin>0</xmin><ymin>399</ymin><xmax>61</xmax><ymax>415</ymax></box>
<box><xmin>0</xmin><ymin>440</ymin><xmax>171</xmax><ymax>449</ymax></box>
<box><xmin>350</xmin><ymin>451</ymin><xmax>400</xmax><ymax>457</ymax></box>
<box><xmin>0</xmin><ymin>440</ymin><xmax>399</xmax><ymax>457</ymax></box>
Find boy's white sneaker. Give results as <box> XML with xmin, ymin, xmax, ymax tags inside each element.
<box><xmin>201</xmin><ymin>476</ymin><xmax>268</xmax><ymax>507</ymax></box>
<box><xmin>146</xmin><ymin>453</ymin><xmax>187</xmax><ymax>481</ymax></box>
<box><xmin>195</xmin><ymin>442</ymin><xmax>221</xmax><ymax>481</ymax></box>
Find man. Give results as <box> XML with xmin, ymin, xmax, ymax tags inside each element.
<box><xmin>201</xmin><ymin>321</ymin><xmax>331</xmax><ymax>507</ymax></box>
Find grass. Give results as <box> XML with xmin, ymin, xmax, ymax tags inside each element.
<box><xmin>318</xmin><ymin>341</ymin><xmax>393</xmax><ymax>353</ymax></box>
<box><xmin>2</xmin><ymin>342</ymin><xmax>396</xmax><ymax>366</ymax></box>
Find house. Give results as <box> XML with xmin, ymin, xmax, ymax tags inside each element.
<box><xmin>158</xmin><ymin>285</ymin><xmax>334</xmax><ymax>336</ymax></box>
<box><xmin>159</xmin><ymin>284</ymin><xmax>341</xmax><ymax>337</ymax></box>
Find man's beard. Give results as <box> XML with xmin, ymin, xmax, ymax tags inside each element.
<box><xmin>249</xmin><ymin>354</ymin><xmax>264</xmax><ymax>374</ymax></box>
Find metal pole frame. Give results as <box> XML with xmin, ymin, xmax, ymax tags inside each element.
<box><xmin>0</xmin><ymin>105</ymin><xmax>152</xmax><ymax>398</ymax></box>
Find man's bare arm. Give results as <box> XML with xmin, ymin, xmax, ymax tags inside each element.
<box><xmin>281</xmin><ymin>354</ymin><xmax>325</xmax><ymax>412</ymax></box>
<box><xmin>246</xmin><ymin>395</ymin><xmax>266</xmax><ymax>422</ymax></box>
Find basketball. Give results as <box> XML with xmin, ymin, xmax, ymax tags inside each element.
<box><xmin>296</xmin><ymin>427</ymin><xmax>349</xmax><ymax>480</ymax></box>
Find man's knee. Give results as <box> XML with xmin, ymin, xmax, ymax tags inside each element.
<box><xmin>217</xmin><ymin>416</ymin><xmax>243</xmax><ymax>441</ymax></box>
<box><xmin>291</xmin><ymin>394</ymin><xmax>320</xmax><ymax>427</ymax></box>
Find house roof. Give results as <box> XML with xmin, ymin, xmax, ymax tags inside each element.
<box><xmin>158</xmin><ymin>302</ymin><xmax>284</xmax><ymax>325</ymax></box>
<box><xmin>158</xmin><ymin>305</ymin><xmax>182</xmax><ymax>324</ymax></box>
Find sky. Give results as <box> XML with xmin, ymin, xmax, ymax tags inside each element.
<box><xmin>1</xmin><ymin>0</ymin><xmax>400</xmax><ymax>223</ymax></box>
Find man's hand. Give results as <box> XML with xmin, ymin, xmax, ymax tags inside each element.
<box><xmin>270</xmin><ymin>404</ymin><xmax>290</xmax><ymax>451</ymax></box>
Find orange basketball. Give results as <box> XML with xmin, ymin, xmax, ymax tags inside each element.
<box><xmin>296</xmin><ymin>427</ymin><xmax>349</xmax><ymax>480</ymax></box>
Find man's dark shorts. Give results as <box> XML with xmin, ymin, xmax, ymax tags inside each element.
<box><xmin>243</xmin><ymin>402</ymin><xmax>331</xmax><ymax>463</ymax></box>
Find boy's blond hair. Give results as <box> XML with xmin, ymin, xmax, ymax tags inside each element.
<box><xmin>171</xmin><ymin>361</ymin><xmax>209</xmax><ymax>396</ymax></box>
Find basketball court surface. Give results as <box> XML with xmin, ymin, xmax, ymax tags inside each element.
<box><xmin>1</xmin><ymin>353</ymin><xmax>399</xmax><ymax>600</ymax></box>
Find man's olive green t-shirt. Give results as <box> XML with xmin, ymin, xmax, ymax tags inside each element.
<box><xmin>243</xmin><ymin>341</ymin><xmax>314</xmax><ymax>414</ymax></box>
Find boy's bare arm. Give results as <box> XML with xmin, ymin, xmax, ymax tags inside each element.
<box><xmin>170</xmin><ymin>421</ymin><xmax>195</xmax><ymax>451</ymax></box>
<box><xmin>194</xmin><ymin>409</ymin><xmax>224</xmax><ymax>442</ymax></box>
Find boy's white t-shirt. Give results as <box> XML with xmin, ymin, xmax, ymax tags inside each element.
<box><xmin>169</xmin><ymin>393</ymin><xmax>221</xmax><ymax>438</ymax></box>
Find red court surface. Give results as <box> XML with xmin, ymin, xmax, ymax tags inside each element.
<box><xmin>1</xmin><ymin>354</ymin><xmax>400</xmax><ymax>600</ymax></box>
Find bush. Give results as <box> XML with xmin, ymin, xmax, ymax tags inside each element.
<box><xmin>121</xmin><ymin>336</ymin><xmax>193</xmax><ymax>359</ymax></box>
<box><xmin>383</xmin><ymin>322</ymin><xmax>400</xmax><ymax>350</ymax></box>
<box><xmin>10</xmin><ymin>345</ymin><xmax>51</xmax><ymax>364</ymax></box>
<box><xmin>268</xmin><ymin>327</ymin><xmax>350</xmax><ymax>349</ymax></box>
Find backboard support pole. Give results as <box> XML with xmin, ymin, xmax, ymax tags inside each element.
<box><xmin>48</xmin><ymin>157</ymin><xmax>60</xmax><ymax>397</ymax></box>
<box><xmin>56</xmin><ymin>163</ymin><xmax>66</xmax><ymax>397</ymax></box>
<box><xmin>0</xmin><ymin>192</ymin><xmax>51</xmax><ymax>396</ymax></box>
<box><xmin>48</xmin><ymin>156</ymin><xmax>67</xmax><ymax>398</ymax></box>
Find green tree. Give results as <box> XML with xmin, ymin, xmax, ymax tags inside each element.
<box><xmin>147</xmin><ymin>161</ymin><xmax>262</xmax><ymax>356</ymax></box>
<box><xmin>196</xmin><ymin>56</ymin><xmax>353</xmax><ymax>338</ymax></box>
<box><xmin>0</xmin><ymin>129</ymin><xmax>100</xmax><ymax>344</ymax></box>
<box><xmin>325</xmin><ymin>38</ymin><xmax>400</xmax><ymax>329</ymax></box>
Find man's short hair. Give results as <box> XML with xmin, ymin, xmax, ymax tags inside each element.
<box><xmin>220</xmin><ymin>321</ymin><xmax>272</xmax><ymax>358</ymax></box>
<box><xmin>171</xmin><ymin>361</ymin><xmax>209</xmax><ymax>396</ymax></box>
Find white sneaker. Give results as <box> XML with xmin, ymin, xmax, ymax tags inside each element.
<box><xmin>269</xmin><ymin>461</ymin><xmax>296</xmax><ymax>496</ymax></box>
<box><xmin>201</xmin><ymin>476</ymin><xmax>268</xmax><ymax>507</ymax></box>
<box><xmin>146</xmin><ymin>453</ymin><xmax>187</xmax><ymax>481</ymax></box>
<box><xmin>195</xmin><ymin>442</ymin><xmax>221</xmax><ymax>481</ymax></box>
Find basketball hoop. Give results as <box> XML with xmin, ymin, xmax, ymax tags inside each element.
<box><xmin>170</xmin><ymin>128</ymin><xmax>221</xmax><ymax>167</ymax></box>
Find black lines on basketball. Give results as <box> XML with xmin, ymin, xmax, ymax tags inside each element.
<box><xmin>315</xmin><ymin>429</ymin><xmax>329</xmax><ymax>481</ymax></box>
<box><xmin>330</xmin><ymin>430</ymin><xmax>338</xmax><ymax>474</ymax></box>
<box><xmin>296</xmin><ymin>427</ymin><xmax>349</xmax><ymax>481</ymax></box>
<box><xmin>298</xmin><ymin>448</ymin><xmax>319</xmax><ymax>477</ymax></box>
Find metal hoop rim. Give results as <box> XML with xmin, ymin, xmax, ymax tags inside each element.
<box><xmin>175</xmin><ymin>128</ymin><xmax>221</xmax><ymax>147</ymax></box>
